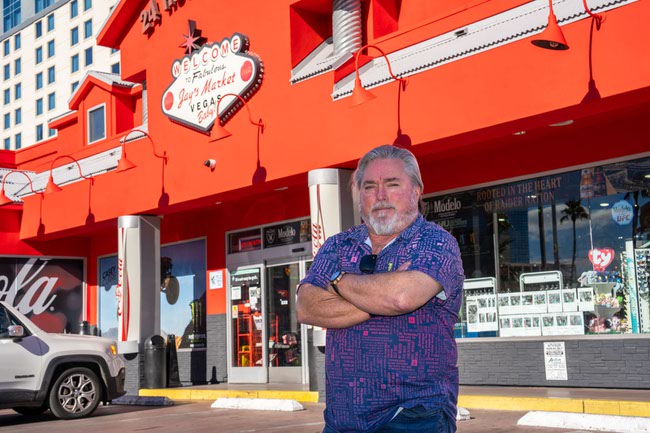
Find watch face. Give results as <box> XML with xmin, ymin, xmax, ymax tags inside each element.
<box><xmin>330</xmin><ymin>270</ymin><xmax>341</xmax><ymax>281</ymax></box>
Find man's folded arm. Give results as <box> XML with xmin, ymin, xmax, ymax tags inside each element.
<box><xmin>335</xmin><ymin>270</ymin><xmax>443</xmax><ymax>316</ymax></box>
<box><xmin>296</xmin><ymin>283</ymin><xmax>370</xmax><ymax>328</ymax></box>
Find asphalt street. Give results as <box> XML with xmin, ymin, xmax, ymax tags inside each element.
<box><xmin>0</xmin><ymin>402</ymin><xmax>619</xmax><ymax>433</ymax></box>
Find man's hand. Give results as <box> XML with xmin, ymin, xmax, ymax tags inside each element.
<box><xmin>296</xmin><ymin>283</ymin><xmax>371</xmax><ymax>328</ymax></box>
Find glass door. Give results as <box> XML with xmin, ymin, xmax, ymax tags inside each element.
<box><xmin>266</xmin><ymin>262</ymin><xmax>303</xmax><ymax>383</ymax></box>
<box><xmin>228</xmin><ymin>265</ymin><xmax>267</xmax><ymax>383</ymax></box>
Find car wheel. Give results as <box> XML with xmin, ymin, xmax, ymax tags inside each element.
<box><xmin>48</xmin><ymin>367</ymin><xmax>102</xmax><ymax>420</ymax></box>
<box><xmin>12</xmin><ymin>405</ymin><xmax>48</xmax><ymax>416</ymax></box>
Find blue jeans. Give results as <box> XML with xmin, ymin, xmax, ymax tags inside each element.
<box><xmin>322</xmin><ymin>406</ymin><xmax>456</xmax><ymax>433</ymax></box>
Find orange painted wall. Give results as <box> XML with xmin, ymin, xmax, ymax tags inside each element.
<box><xmin>2</xmin><ymin>0</ymin><xmax>650</xmax><ymax>322</ymax></box>
<box><xmin>83</xmin><ymin>183</ymin><xmax>310</xmax><ymax>322</ymax></box>
<box><xmin>11</xmin><ymin>0</ymin><xmax>649</xmax><ymax>239</ymax></box>
<box><xmin>0</xmin><ymin>208</ymin><xmax>90</xmax><ymax>256</ymax></box>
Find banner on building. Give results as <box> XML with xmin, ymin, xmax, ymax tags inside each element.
<box><xmin>0</xmin><ymin>257</ymin><xmax>84</xmax><ymax>333</ymax></box>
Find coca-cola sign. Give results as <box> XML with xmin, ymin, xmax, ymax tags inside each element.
<box><xmin>0</xmin><ymin>257</ymin><xmax>84</xmax><ymax>333</ymax></box>
<box><xmin>161</xmin><ymin>28</ymin><xmax>263</xmax><ymax>134</ymax></box>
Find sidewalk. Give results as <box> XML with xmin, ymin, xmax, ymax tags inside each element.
<box><xmin>139</xmin><ymin>384</ymin><xmax>650</xmax><ymax>417</ymax></box>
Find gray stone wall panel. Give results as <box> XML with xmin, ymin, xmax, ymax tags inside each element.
<box><xmin>458</xmin><ymin>336</ymin><xmax>650</xmax><ymax>388</ymax></box>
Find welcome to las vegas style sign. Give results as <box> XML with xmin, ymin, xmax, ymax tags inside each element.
<box><xmin>161</xmin><ymin>32</ymin><xmax>263</xmax><ymax>134</ymax></box>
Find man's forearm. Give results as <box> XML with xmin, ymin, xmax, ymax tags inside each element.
<box><xmin>336</xmin><ymin>271</ymin><xmax>442</xmax><ymax>316</ymax></box>
<box><xmin>296</xmin><ymin>283</ymin><xmax>370</xmax><ymax>328</ymax></box>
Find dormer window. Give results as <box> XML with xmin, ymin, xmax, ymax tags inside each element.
<box><xmin>87</xmin><ymin>103</ymin><xmax>105</xmax><ymax>144</ymax></box>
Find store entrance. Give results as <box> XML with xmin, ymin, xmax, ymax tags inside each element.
<box><xmin>228</xmin><ymin>258</ymin><xmax>311</xmax><ymax>384</ymax></box>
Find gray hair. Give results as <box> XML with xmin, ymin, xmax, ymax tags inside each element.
<box><xmin>353</xmin><ymin>145</ymin><xmax>424</xmax><ymax>191</ymax></box>
<box><xmin>352</xmin><ymin>145</ymin><xmax>426</xmax><ymax>213</ymax></box>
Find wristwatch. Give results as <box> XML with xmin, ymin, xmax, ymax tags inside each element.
<box><xmin>330</xmin><ymin>270</ymin><xmax>346</xmax><ymax>297</ymax></box>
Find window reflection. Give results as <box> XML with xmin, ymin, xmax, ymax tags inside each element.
<box><xmin>425</xmin><ymin>156</ymin><xmax>650</xmax><ymax>337</ymax></box>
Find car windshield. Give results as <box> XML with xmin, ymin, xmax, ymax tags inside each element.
<box><xmin>0</xmin><ymin>307</ymin><xmax>10</xmax><ymax>337</ymax></box>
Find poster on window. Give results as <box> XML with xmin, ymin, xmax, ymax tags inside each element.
<box><xmin>547</xmin><ymin>290</ymin><xmax>563</xmax><ymax>313</ymax></box>
<box><xmin>500</xmin><ymin>293</ymin><xmax>529</xmax><ymax>315</ymax></box>
<box><xmin>0</xmin><ymin>257</ymin><xmax>84</xmax><ymax>333</ymax></box>
<box><xmin>465</xmin><ymin>293</ymin><xmax>498</xmax><ymax>332</ymax></box>
<box><xmin>529</xmin><ymin>291</ymin><xmax>549</xmax><ymax>314</ymax></box>
<box><xmin>562</xmin><ymin>289</ymin><xmax>578</xmax><ymax>312</ymax></box>
<box><xmin>499</xmin><ymin>314</ymin><xmax>541</xmax><ymax>337</ymax></box>
<box><xmin>578</xmin><ymin>287</ymin><xmax>595</xmax><ymax>311</ymax></box>
<box><xmin>98</xmin><ymin>256</ymin><xmax>119</xmax><ymax>339</ymax></box>
<box><xmin>161</xmin><ymin>239</ymin><xmax>207</xmax><ymax>350</ymax></box>
<box><xmin>541</xmin><ymin>312</ymin><xmax>584</xmax><ymax>336</ymax></box>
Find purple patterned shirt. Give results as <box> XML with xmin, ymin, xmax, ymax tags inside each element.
<box><xmin>301</xmin><ymin>215</ymin><xmax>464</xmax><ymax>433</ymax></box>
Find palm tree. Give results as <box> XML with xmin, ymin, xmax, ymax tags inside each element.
<box><xmin>560</xmin><ymin>200</ymin><xmax>590</xmax><ymax>284</ymax></box>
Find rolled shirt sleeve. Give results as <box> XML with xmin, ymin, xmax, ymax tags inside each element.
<box><xmin>407</xmin><ymin>228</ymin><xmax>465</xmax><ymax>302</ymax></box>
<box><xmin>299</xmin><ymin>235</ymin><xmax>340</xmax><ymax>290</ymax></box>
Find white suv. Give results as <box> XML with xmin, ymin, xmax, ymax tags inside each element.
<box><xmin>0</xmin><ymin>301</ymin><xmax>126</xmax><ymax>419</ymax></box>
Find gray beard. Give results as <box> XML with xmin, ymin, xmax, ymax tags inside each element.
<box><xmin>361</xmin><ymin>192</ymin><xmax>419</xmax><ymax>236</ymax></box>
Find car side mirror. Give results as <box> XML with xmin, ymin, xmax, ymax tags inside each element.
<box><xmin>8</xmin><ymin>325</ymin><xmax>24</xmax><ymax>339</ymax></box>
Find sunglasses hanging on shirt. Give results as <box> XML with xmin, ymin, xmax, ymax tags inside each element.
<box><xmin>359</xmin><ymin>254</ymin><xmax>378</xmax><ymax>274</ymax></box>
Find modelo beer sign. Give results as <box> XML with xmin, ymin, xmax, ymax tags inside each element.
<box><xmin>161</xmin><ymin>31</ymin><xmax>263</xmax><ymax>134</ymax></box>
<box><xmin>264</xmin><ymin>220</ymin><xmax>311</xmax><ymax>249</ymax></box>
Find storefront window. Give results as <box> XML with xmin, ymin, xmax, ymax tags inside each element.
<box><xmin>160</xmin><ymin>239</ymin><xmax>207</xmax><ymax>350</ymax></box>
<box><xmin>425</xmin><ymin>155</ymin><xmax>650</xmax><ymax>338</ymax></box>
<box><xmin>97</xmin><ymin>238</ymin><xmax>207</xmax><ymax>349</ymax></box>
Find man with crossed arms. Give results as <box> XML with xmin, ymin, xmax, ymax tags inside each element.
<box><xmin>297</xmin><ymin>145</ymin><xmax>464</xmax><ymax>433</ymax></box>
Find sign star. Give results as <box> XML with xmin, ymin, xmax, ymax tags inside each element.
<box><xmin>179</xmin><ymin>20</ymin><xmax>206</xmax><ymax>55</ymax></box>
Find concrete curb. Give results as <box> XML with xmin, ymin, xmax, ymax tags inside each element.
<box><xmin>139</xmin><ymin>388</ymin><xmax>319</xmax><ymax>403</ymax></box>
<box><xmin>458</xmin><ymin>395</ymin><xmax>650</xmax><ymax>418</ymax></box>
<box><xmin>211</xmin><ymin>398</ymin><xmax>304</xmax><ymax>411</ymax></box>
<box><xmin>518</xmin><ymin>411</ymin><xmax>650</xmax><ymax>432</ymax></box>
<box><xmin>137</xmin><ymin>389</ymin><xmax>650</xmax><ymax>418</ymax></box>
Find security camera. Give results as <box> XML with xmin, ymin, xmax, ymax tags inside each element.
<box><xmin>204</xmin><ymin>159</ymin><xmax>216</xmax><ymax>170</ymax></box>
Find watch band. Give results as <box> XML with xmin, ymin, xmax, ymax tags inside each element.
<box><xmin>331</xmin><ymin>271</ymin><xmax>345</xmax><ymax>297</ymax></box>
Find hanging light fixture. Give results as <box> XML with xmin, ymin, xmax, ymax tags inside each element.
<box><xmin>532</xmin><ymin>0</ymin><xmax>605</xmax><ymax>50</ymax></box>
<box><xmin>45</xmin><ymin>155</ymin><xmax>93</xmax><ymax>195</ymax></box>
<box><xmin>117</xmin><ymin>129</ymin><xmax>167</xmax><ymax>172</ymax></box>
<box><xmin>350</xmin><ymin>44</ymin><xmax>406</xmax><ymax>106</ymax></box>
<box><xmin>582</xmin><ymin>0</ymin><xmax>604</xmax><ymax>29</ymax></box>
<box><xmin>211</xmin><ymin>93</ymin><xmax>264</xmax><ymax>141</ymax></box>
<box><xmin>531</xmin><ymin>0</ymin><xmax>569</xmax><ymax>50</ymax></box>
<box><xmin>0</xmin><ymin>170</ymin><xmax>41</xmax><ymax>206</ymax></box>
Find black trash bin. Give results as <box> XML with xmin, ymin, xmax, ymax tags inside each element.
<box><xmin>144</xmin><ymin>335</ymin><xmax>167</xmax><ymax>389</ymax></box>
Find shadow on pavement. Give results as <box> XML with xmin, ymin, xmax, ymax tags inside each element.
<box><xmin>0</xmin><ymin>404</ymin><xmax>163</xmax><ymax>427</ymax></box>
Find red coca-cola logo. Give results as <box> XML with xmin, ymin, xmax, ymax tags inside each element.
<box><xmin>163</xmin><ymin>92</ymin><xmax>174</xmax><ymax>111</ymax></box>
<box><xmin>240</xmin><ymin>61</ymin><xmax>253</xmax><ymax>82</ymax></box>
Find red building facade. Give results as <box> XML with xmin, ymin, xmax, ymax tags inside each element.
<box><xmin>2</xmin><ymin>0</ymin><xmax>650</xmax><ymax>392</ymax></box>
